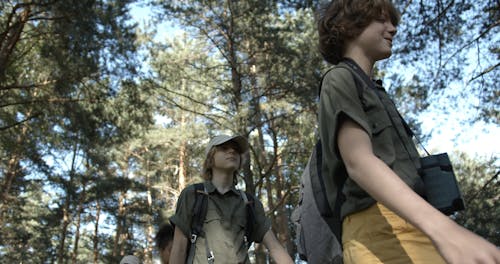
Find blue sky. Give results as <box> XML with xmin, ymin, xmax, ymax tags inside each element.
<box><xmin>129</xmin><ymin>3</ymin><xmax>499</xmax><ymax>160</ymax></box>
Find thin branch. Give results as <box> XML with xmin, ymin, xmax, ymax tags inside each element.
<box><xmin>425</xmin><ymin>0</ymin><xmax>454</xmax><ymax>26</ymax></box>
<box><xmin>152</xmin><ymin>79</ymin><xmax>231</xmax><ymax>116</ymax></box>
<box><xmin>0</xmin><ymin>80</ymin><xmax>57</xmax><ymax>91</ymax></box>
<box><xmin>0</xmin><ymin>97</ymin><xmax>93</xmax><ymax>108</ymax></box>
<box><xmin>441</xmin><ymin>20</ymin><xmax>500</xmax><ymax>70</ymax></box>
<box><xmin>0</xmin><ymin>112</ymin><xmax>42</xmax><ymax>131</ymax></box>
<box><xmin>468</xmin><ymin>62</ymin><xmax>500</xmax><ymax>84</ymax></box>
<box><xmin>400</xmin><ymin>0</ymin><xmax>414</xmax><ymax>17</ymax></box>
<box><xmin>466</xmin><ymin>170</ymin><xmax>499</xmax><ymax>202</ymax></box>
<box><xmin>267</xmin><ymin>188</ymin><xmax>292</xmax><ymax>215</ymax></box>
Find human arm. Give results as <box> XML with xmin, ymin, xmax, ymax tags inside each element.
<box><xmin>337</xmin><ymin>117</ymin><xmax>500</xmax><ymax>264</ymax></box>
<box><xmin>168</xmin><ymin>226</ymin><xmax>188</xmax><ymax>264</ymax></box>
<box><xmin>168</xmin><ymin>185</ymin><xmax>196</xmax><ymax>264</ymax></box>
<box><xmin>261</xmin><ymin>229</ymin><xmax>294</xmax><ymax>264</ymax></box>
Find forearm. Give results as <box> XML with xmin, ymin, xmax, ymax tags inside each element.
<box><xmin>346</xmin><ymin>153</ymin><xmax>452</xmax><ymax>238</ymax></box>
<box><xmin>338</xmin><ymin>118</ymin><xmax>500</xmax><ymax>263</ymax></box>
<box><xmin>169</xmin><ymin>227</ymin><xmax>188</xmax><ymax>264</ymax></box>
<box><xmin>337</xmin><ymin>119</ymin><xmax>452</xmax><ymax>239</ymax></box>
<box><xmin>262</xmin><ymin>230</ymin><xmax>294</xmax><ymax>264</ymax></box>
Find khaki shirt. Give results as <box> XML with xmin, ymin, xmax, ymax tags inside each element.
<box><xmin>318</xmin><ymin>60</ymin><xmax>425</xmax><ymax>219</ymax></box>
<box><xmin>170</xmin><ymin>181</ymin><xmax>271</xmax><ymax>264</ymax></box>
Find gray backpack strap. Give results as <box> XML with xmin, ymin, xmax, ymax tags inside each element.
<box><xmin>238</xmin><ymin>190</ymin><xmax>250</xmax><ymax>248</ymax></box>
<box><xmin>187</xmin><ymin>184</ymin><xmax>214</xmax><ymax>264</ymax></box>
<box><xmin>204</xmin><ymin>238</ymin><xmax>215</xmax><ymax>264</ymax></box>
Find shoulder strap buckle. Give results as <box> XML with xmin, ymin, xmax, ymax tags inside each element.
<box><xmin>207</xmin><ymin>250</ymin><xmax>215</xmax><ymax>263</ymax></box>
<box><xmin>190</xmin><ymin>233</ymin><xmax>198</xmax><ymax>243</ymax></box>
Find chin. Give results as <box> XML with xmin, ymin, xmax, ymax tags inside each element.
<box><xmin>377</xmin><ymin>52</ymin><xmax>392</xmax><ymax>61</ymax></box>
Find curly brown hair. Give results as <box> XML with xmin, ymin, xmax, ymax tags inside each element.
<box><xmin>317</xmin><ymin>0</ymin><xmax>400</xmax><ymax>64</ymax></box>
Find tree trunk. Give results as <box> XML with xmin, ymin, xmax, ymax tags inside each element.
<box><xmin>113</xmin><ymin>190</ymin><xmax>126</xmax><ymax>258</ymax></box>
<box><xmin>145</xmin><ymin>164</ymin><xmax>154</xmax><ymax>264</ymax></box>
<box><xmin>72</xmin><ymin>183</ymin><xmax>87</xmax><ymax>264</ymax></box>
<box><xmin>93</xmin><ymin>200</ymin><xmax>101</xmax><ymax>264</ymax></box>
<box><xmin>178</xmin><ymin>140</ymin><xmax>187</xmax><ymax>191</ymax></box>
<box><xmin>275</xmin><ymin>153</ymin><xmax>293</xmax><ymax>254</ymax></box>
<box><xmin>0</xmin><ymin>107</ymin><xmax>30</xmax><ymax>207</ymax></box>
<box><xmin>0</xmin><ymin>4</ymin><xmax>30</xmax><ymax>80</ymax></box>
<box><xmin>57</xmin><ymin>142</ymin><xmax>78</xmax><ymax>263</ymax></box>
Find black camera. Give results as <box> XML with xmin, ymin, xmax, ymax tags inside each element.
<box><xmin>419</xmin><ymin>153</ymin><xmax>465</xmax><ymax>215</ymax></box>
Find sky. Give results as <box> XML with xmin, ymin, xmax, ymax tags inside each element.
<box><xmin>420</xmin><ymin>107</ymin><xmax>499</xmax><ymax>159</ymax></box>
<box><xmin>129</xmin><ymin>3</ymin><xmax>499</xmax><ymax>161</ymax></box>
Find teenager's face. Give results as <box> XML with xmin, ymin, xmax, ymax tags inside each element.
<box><xmin>351</xmin><ymin>15</ymin><xmax>397</xmax><ymax>62</ymax></box>
<box><xmin>212</xmin><ymin>141</ymin><xmax>241</xmax><ymax>171</ymax></box>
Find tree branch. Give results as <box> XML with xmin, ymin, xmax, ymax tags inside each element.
<box><xmin>0</xmin><ymin>80</ymin><xmax>57</xmax><ymax>91</ymax></box>
<box><xmin>466</xmin><ymin>170</ymin><xmax>499</xmax><ymax>202</ymax></box>
<box><xmin>0</xmin><ymin>112</ymin><xmax>42</xmax><ymax>131</ymax></box>
<box><xmin>468</xmin><ymin>62</ymin><xmax>500</xmax><ymax>84</ymax></box>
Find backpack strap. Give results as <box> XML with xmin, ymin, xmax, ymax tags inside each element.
<box><xmin>341</xmin><ymin>58</ymin><xmax>414</xmax><ymax>136</ymax></box>
<box><xmin>191</xmin><ymin>183</ymin><xmax>208</xmax><ymax>242</ymax></box>
<box><xmin>239</xmin><ymin>190</ymin><xmax>256</xmax><ymax>248</ymax></box>
<box><xmin>188</xmin><ymin>183</ymin><xmax>214</xmax><ymax>264</ymax></box>
<box><xmin>188</xmin><ymin>184</ymin><xmax>255</xmax><ymax>264</ymax></box>
<box><xmin>318</xmin><ymin>62</ymin><xmax>365</xmax><ymax>110</ymax></box>
<box><xmin>315</xmin><ymin>60</ymin><xmax>368</xmax><ymax>242</ymax></box>
<box><xmin>341</xmin><ymin>59</ymin><xmax>423</xmax><ymax>165</ymax></box>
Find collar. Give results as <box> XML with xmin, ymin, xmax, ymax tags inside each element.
<box><xmin>341</xmin><ymin>57</ymin><xmax>384</xmax><ymax>89</ymax></box>
<box><xmin>203</xmin><ymin>180</ymin><xmax>240</xmax><ymax>195</ymax></box>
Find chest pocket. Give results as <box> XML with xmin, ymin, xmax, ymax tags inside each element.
<box><xmin>365</xmin><ymin>104</ymin><xmax>396</xmax><ymax>166</ymax></box>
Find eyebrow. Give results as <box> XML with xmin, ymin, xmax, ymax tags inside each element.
<box><xmin>219</xmin><ymin>142</ymin><xmax>241</xmax><ymax>151</ymax></box>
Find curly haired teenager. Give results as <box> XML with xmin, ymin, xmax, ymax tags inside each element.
<box><xmin>316</xmin><ymin>0</ymin><xmax>500</xmax><ymax>263</ymax></box>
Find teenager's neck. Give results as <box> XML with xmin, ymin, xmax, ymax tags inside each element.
<box><xmin>211</xmin><ymin>169</ymin><xmax>234</xmax><ymax>194</ymax></box>
<box><xmin>343</xmin><ymin>52</ymin><xmax>374</xmax><ymax>77</ymax></box>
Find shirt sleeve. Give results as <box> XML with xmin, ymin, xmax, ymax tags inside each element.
<box><xmin>169</xmin><ymin>185</ymin><xmax>196</xmax><ymax>238</ymax></box>
<box><xmin>319</xmin><ymin>67</ymin><xmax>372</xmax><ymax>159</ymax></box>
<box><xmin>250</xmin><ymin>197</ymin><xmax>272</xmax><ymax>243</ymax></box>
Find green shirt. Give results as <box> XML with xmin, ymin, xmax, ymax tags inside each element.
<box><xmin>170</xmin><ymin>181</ymin><xmax>271</xmax><ymax>263</ymax></box>
<box><xmin>318</xmin><ymin>60</ymin><xmax>425</xmax><ymax>219</ymax></box>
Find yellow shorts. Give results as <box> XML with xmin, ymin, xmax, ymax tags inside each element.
<box><xmin>342</xmin><ymin>203</ymin><xmax>446</xmax><ymax>264</ymax></box>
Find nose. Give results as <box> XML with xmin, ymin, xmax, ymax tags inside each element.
<box><xmin>225</xmin><ymin>147</ymin><xmax>238</xmax><ymax>154</ymax></box>
<box><xmin>387</xmin><ymin>21</ymin><xmax>397</xmax><ymax>36</ymax></box>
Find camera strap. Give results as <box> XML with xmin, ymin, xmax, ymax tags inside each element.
<box><xmin>342</xmin><ymin>59</ymin><xmax>430</xmax><ymax>158</ymax></box>
<box><xmin>343</xmin><ymin>59</ymin><xmax>465</xmax><ymax>215</ymax></box>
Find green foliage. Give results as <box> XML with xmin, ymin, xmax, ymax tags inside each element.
<box><xmin>452</xmin><ymin>152</ymin><xmax>499</xmax><ymax>245</ymax></box>
<box><xmin>387</xmin><ymin>0</ymin><xmax>499</xmax><ymax>124</ymax></box>
<box><xmin>0</xmin><ymin>0</ymin><xmax>498</xmax><ymax>262</ymax></box>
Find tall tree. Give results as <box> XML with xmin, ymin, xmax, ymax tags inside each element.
<box><xmin>151</xmin><ymin>0</ymin><xmax>324</xmax><ymax>256</ymax></box>
<box><xmin>0</xmin><ymin>0</ymin><xmax>153</xmax><ymax>262</ymax></box>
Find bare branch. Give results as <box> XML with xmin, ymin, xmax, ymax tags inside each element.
<box><xmin>468</xmin><ymin>62</ymin><xmax>500</xmax><ymax>84</ymax></box>
<box><xmin>0</xmin><ymin>80</ymin><xmax>57</xmax><ymax>91</ymax></box>
<box><xmin>0</xmin><ymin>112</ymin><xmax>42</xmax><ymax>131</ymax></box>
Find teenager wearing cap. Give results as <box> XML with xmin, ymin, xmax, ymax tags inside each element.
<box><xmin>169</xmin><ymin>135</ymin><xmax>293</xmax><ymax>264</ymax></box>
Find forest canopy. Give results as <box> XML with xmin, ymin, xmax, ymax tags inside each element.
<box><xmin>0</xmin><ymin>0</ymin><xmax>498</xmax><ymax>263</ymax></box>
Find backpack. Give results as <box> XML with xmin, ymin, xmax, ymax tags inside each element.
<box><xmin>291</xmin><ymin>60</ymin><xmax>367</xmax><ymax>264</ymax></box>
<box><xmin>187</xmin><ymin>183</ymin><xmax>256</xmax><ymax>264</ymax></box>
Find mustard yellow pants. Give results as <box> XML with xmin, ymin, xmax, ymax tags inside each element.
<box><xmin>342</xmin><ymin>203</ymin><xmax>446</xmax><ymax>264</ymax></box>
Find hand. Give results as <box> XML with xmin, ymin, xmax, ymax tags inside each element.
<box><xmin>431</xmin><ymin>221</ymin><xmax>500</xmax><ymax>264</ymax></box>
